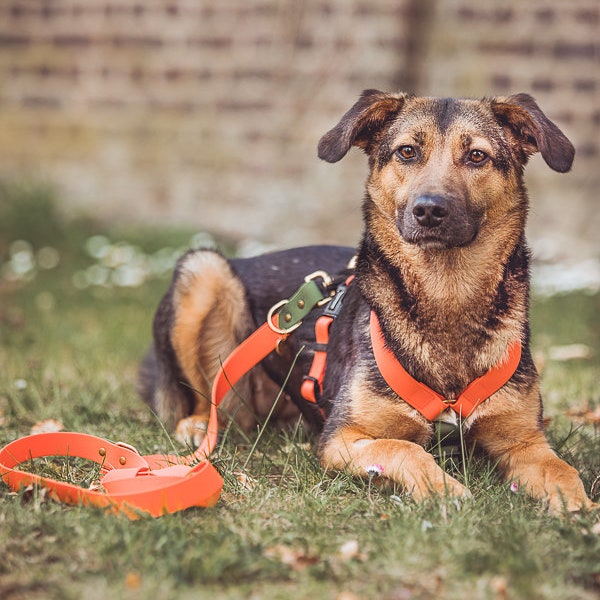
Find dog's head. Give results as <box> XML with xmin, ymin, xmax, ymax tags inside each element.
<box><xmin>318</xmin><ymin>91</ymin><xmax>574</xmax><ymax>250</ymax></box>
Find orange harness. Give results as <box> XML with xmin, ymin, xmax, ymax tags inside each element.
<box><xmin>0</xmin><ymin>270</ymin><xmax>521</xmax><ymax>517</ymax></box>
<box><xmin>300</xmin><ymin>284</ymin><xmax>522</xmax><ymax>421</ymax></box>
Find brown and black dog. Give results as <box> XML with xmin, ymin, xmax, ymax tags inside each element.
<box><xmin>140</xmin><ymin>90</ymin><xmax>596</xmax><ymax>514</ymax></box>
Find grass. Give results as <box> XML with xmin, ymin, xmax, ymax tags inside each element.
<box><xmin>1</xmin><ymin>183</ymin><xmax>599</xmax><ymax>600</ymax></box>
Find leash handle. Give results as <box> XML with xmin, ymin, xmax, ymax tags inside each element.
<box><xmin>0</xmin><ymin>323</ymin><xmax>286</xmax><ymax>518</ymax></box>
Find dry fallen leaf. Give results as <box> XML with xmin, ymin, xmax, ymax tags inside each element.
<box><xmin>125</xmin><ymin>572</ymin><xmax>142</xmax><ymax>589</ymax></box>
<box><xmin>490</xmin><ymin>576</ymin><xmax>508</xmax><ymax>600</ymax></box>
<box><xmin>20</xmin><ymin>485</ymin><xmax>50</xmax><ymax>506</ymax></box>
<box><xmin>566</xmin><ymin>405</ymin><xmax>600</xmax><ymax>425</ymax></box>
<box><xmin>234</xmin><ymin>471</ymin><xmax>257</xmax><ymax>491</ymax></box>
<box><xmin>338</xmin><ymin>539</ymin><xmax>367</xmax><ymax>562</ymax></box>
<box><xmin>30</xmin><ymin>419</ymin><xmax>64</xmax><ymax>435</ymax></box>
<box><xmin>263</xmin><ymin>545</ymin><xmax>319</xmax><ymax>571</ymax></box>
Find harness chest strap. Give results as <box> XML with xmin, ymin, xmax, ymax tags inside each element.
<box><xmin>369</xmin><ymin>311</ymin><xmax>523</xmax><ymax>421</ymax></box>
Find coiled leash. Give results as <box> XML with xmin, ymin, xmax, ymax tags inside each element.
<box><xmin>0</xmin><ymin>271</ymin><xmax>338</xmax><ymax>518</ymax></box>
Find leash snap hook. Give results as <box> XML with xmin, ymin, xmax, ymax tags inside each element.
<box><xmin>304</xmin><ymin>270</ymin><xmax>334</xmax><ymax>306</ymax></box>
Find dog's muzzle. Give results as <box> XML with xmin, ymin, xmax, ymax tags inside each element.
<box><xmin>398</xmin><ymin>194</ymin><xmax>480</xmax><ymax>249</ymax></box>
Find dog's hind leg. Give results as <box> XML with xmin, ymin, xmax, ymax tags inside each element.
<box><xmin>169</xmin><ymin>250</ymin><xmax>257</xmax><ymax>447</ymax></box>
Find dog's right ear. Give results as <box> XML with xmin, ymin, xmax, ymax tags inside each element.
<box><xmin>318</xmin><ymin>89</ymin><xmax>407</xmax><ymax>163</ymax></box>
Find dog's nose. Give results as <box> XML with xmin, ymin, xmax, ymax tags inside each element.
<box><xmin>412</xmin><ymin>195</ymin><xmax>449</xmax><ymax>228</ymax></box>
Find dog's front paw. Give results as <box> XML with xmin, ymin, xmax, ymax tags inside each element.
<box><xmin>547</xmin><ymin>492</ymin><xmax>598</xmax><ymax>516</ymax></box>
<box><xmin>175</xmin><ymin>415</ymin><xmax>209</xmax><ymax>448</ymax></box>
<box><xmin>414</xmin><ymin>473</ymin><xmax>472</xmax><ymax>501</ymax></box>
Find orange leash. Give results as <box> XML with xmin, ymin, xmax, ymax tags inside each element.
<box><xmin>0</xmin><ymin>323</ymin><xmax>286</xmax><ymax>519</ymax></box>
<box><xmin>0</xmin><ymin>273</ymin><xmax>332</xmax><ymax>518</ymax></box>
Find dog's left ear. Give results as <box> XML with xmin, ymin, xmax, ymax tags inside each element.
<box><xmin>318</xmin><ymin>89</ymin><xmax>407</xmax><ymax>163</ymax></box>
<box><xmin>491</xmin><ymin>93</ymin><xmax>575</xmax><ymax>173</ymax></box>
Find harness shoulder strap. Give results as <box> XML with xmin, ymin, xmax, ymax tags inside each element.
<box><xmin>301</xmin><ymin>276</ymin><xmax>354</xmax><ymax>406</ymax></box>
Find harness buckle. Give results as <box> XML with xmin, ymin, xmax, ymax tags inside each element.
<box><xmin>441</xmin><ymin>397</ymin><xmax>459</xmax><ymax>405</ymax></box>
<box><xmin>266</xmin><ymin>271</ymin><xmax>335</xmax><ymax>335</ymax></box>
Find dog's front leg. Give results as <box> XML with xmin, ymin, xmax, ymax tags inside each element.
<box><xmin>319</xmin><ymin>425</ymin><xmax>470</xmax><ymax>500</ymax></box>
<box><xmin>495</xmin><ymin>433</ymin><xmax>594</xmax><ymax>514</ymax></box>
<box><xmin>471</xmin><ymin>410</ymin><xmax>596</xmax><ymax>514</ymax></box>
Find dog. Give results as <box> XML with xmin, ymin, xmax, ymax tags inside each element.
<box><xmin>140</xmin><ymin>90</ymin><xmax>596</xmax><ymax>514</ymax></box>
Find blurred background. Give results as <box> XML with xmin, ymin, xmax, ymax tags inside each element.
<box><xmin>0</xmin><ymin>0</ymin><xmax>598</xmax><ymax>291</ymax></box>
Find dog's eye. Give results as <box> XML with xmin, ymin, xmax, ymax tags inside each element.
<box><xmin>396</xmin><ymin>145</ymin><xmax>417</xmax><ymax>161</ymax></box>
<box><xmin>468</xmin><ymin>149</ymin><xmax>488</xmax><ymax>165</ymax></box>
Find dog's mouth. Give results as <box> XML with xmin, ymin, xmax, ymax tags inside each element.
<box><xmin>407</xmin><ymin>228</ymin><xmax>479</xmax><ymax>250</ymax></box>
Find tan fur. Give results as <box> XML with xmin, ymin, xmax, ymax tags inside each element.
<box><xmin>468</xmin><ymin>385</ymin><xmax>593</xmax><ymax>513</ymax></box>
<box><xmin>320</xmin><ymin>425</ymin><xmax>469</xmax><ymax>500</ymax></box>
<box><xmin>170</xmin><ymin>252</ymin><xmax>248</xmax><ymax>418</ymax></box>
<box><xmin>170</xmin><ymin>251</ymin><xmax>300</xmax><ymax>445</ymax></box>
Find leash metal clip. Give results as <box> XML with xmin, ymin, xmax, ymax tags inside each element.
<box><xmin>304</xmin><ymin>270</ymin><xmax>334</xmax><ymax>306</ymax></box>
<box><xmin>266</xmin><ymin>270</ymin><xmax>334</xmax><ymax>335</ymax></box>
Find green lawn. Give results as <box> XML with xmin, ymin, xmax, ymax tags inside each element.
<box><xmin>1</xmin><ymin>184</ymin><xmax>599</xmax><ymax>599</ymax></box>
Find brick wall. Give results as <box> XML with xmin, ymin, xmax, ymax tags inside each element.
<box><xmin>423</xmin><ymin>0</ymin><xmax>600</xmax><ymax>262</ymax></box>
<box><xmin>0</xmin><ymin>0</ymin><xmax>598</xmax><ymax>261</ymax></box>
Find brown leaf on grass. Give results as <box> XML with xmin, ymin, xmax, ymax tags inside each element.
<box><xmin>263</xmin><ymin>545</ymin><xmax>319</xmax><ymax>571</ymax></box>
<box><xmin>20</xmin><ymin>485</ymin><xmax>50</xmax><ymax>505</ymax></box>
<box><xmin>566</xmin><ymin>405</ymin><xmax>600</xmax><ymax>425</ymax></box>
<box><xmin>234</xmin><ymin>471</ymin><xmax>257</xmax><ymax>491</ymax></box>
<box><xmin>125</xmin><ymin>572</ymin><xmax>142</xmax><ymax>589</ymax></box>
<box><xmin>30</xmin><ymin>419</ymin><xmax>64</xmax><ymax>435</ymax></box>
<box><xmin>490</xmin><ymin>576</ymin><xmax>508</xmax><ymax>600</ymax></box>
